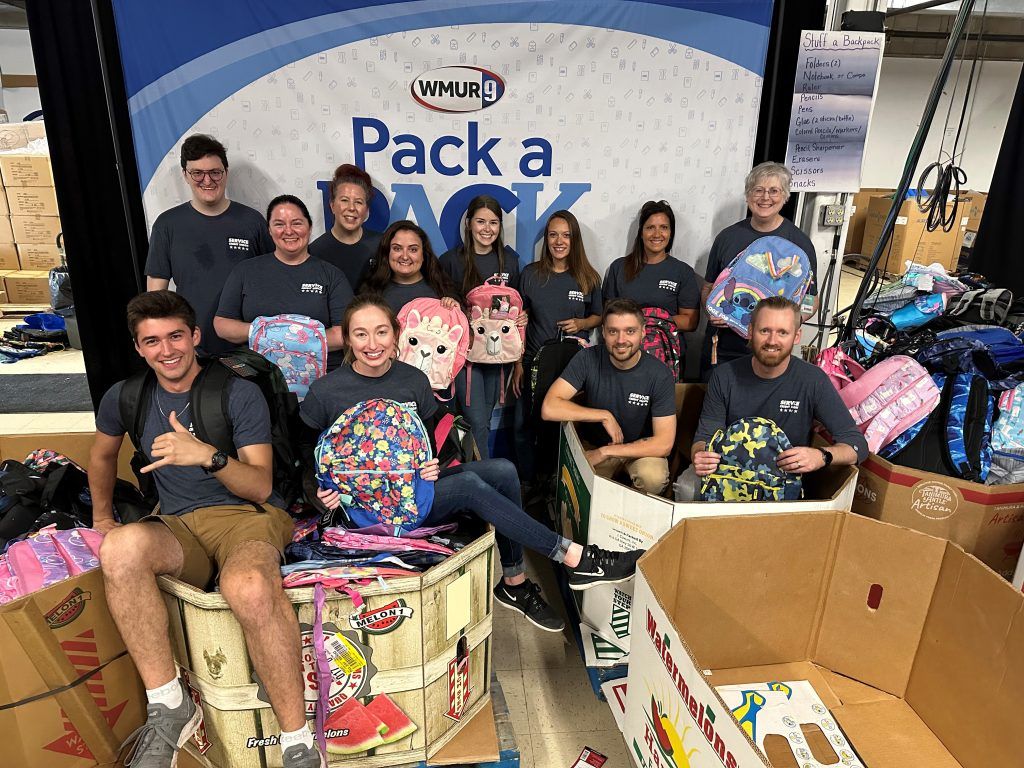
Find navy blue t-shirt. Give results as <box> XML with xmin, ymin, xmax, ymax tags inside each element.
<box><xmin>96</xmin><ymin>377</ymin><xmax>284</xmax><ymax>515</ymax></box>
<box><xmin>519</xmin><ymin>264</ymin><xmax>602</xmax><ymax>357</ymax></box>
<box><xmin>602</xmin><ymin>255</ymin><xmax>700</xmax><ymax>315</ymax></box>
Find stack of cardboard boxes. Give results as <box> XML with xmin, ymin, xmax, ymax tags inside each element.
<box><xmin>846</xmin><ymin>187</ymin><xmax>987</xmax><ymax>274</ymax></box>
<box><xmin>0</xmin><ymin>121</ymin><xmax>59</xmax><ymax>307</ymax></box>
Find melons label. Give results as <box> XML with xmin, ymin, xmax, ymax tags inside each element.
<box><xmin>349</xmin><ymin>599</ymin><xmax>414</xmax><ymax>635</ymax></box>
<box><xmin>300</xmin><ymin>622</ymin><xmax>378</xmax><ymax>716</ymax></box>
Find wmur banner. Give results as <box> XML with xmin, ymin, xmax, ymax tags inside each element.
<box><xmin>111</xmin><ymin>1</ymin><xmax>773</xmax><ymax>275</ymax></box>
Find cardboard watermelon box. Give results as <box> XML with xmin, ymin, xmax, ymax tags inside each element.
<box><xmin>624</xmin><ymin>511</ymin><xmax>1024</xmax><ymax>768</ymax></box>
<box><xmin>557</xmin><ymin>385</ymin><xmax>857</xmax><ymax>652</ymax></box>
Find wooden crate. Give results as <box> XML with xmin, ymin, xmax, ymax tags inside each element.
<box><xmin>162</xmin><ymin>531</ymin><xmax>495</xmax><ymax>768</ymax></box>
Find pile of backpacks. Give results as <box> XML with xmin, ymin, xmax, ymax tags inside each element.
<box><xmin>818</xmin><ymin>261</ymin><xmax>1024</xmax><ymax>486</ymax></box>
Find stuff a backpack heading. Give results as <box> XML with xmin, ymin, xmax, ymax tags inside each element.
<box><xmin>315</xmin><ymin>399</ymin><xmax>434</xmax><ymax>535</ymax></box>
<box><xmin>705</xmin><ymin>236</ymin><xmax>813</xmax><ymax>339</ymax></box>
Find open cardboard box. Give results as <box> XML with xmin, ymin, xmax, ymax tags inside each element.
<box><xmin>557</xmin><ymin>385</ymin><xmax>857</xmax><ymax>651</ymax></box>
<box><xmin>624</xmin><ymin>511</ymin><xmax>1024</xmax><ymax>767</ymax></box>
<box><xmin>853</xmin><ymin>453</ymin><xmax>1024</xmax><ymax>580</ymax></box>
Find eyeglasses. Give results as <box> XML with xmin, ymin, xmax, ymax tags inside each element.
<box><xmin>185</xmin><ymin>168</ymin><xmax>225</xmax><ymax>182</ymax></box>
<box><xmin>750</xmin><ymin>187</ymin><xmax>784</xmax><ymax>200</ymax></box>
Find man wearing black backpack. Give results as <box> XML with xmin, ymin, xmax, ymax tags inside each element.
<box><xmin>89</xmin><ymin>291</ymin><xmax>324</xmax><ymax>768</ymax></box>
<box><xmin>679</xmin><ymin>296</ymin><xmax>866</xmax><ymax>499</ymax></box>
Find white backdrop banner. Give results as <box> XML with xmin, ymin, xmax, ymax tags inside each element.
<box><xmin>111</xmin><ymin>1</ymin><xmax>773</xmax><ymax>277</ymax></box>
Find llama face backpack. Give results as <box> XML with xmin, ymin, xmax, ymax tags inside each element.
<box><xmin>396</xmin><ymin>298</ymin><xmax>469</xmax><ymax>390</ymax></box>
<box><xmin>705</xmin><ymin>236</ymin><xmax>813</xmax><ymax>339</ymax></box>
<box><xmin>249</xmin><ymin>313</ymin><xmax>328</xmax><ymax>399</ymax></box>
<box><xmin>465</xmin><ymin>280</ymin><xmax>526</xmax><ymax>364</ymax></box>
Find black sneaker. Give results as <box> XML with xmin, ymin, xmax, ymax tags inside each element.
<box><xmin>566</xmin><ymin>545</ymin><xmax>643</xmax><ymax>591</ymax></box>
<box><xmin>493</xmin><ymin>579</ymin><xmax>565</xmax><ymax>632</ymax></box>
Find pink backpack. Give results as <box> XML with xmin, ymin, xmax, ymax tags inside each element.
<box><xmin>837</xmin><ymin>355</ymin><xmax>941</xmax><ymax>453</ymax></box>
<box><xmin>249</xmin><ymin>313</ymin><xmax>328</xmax><ymax>399</ymax></box>
<box><xmin>464</xmin><ymin>280</ymin><xmax>526</xmax><ymax>365</ymax></box>
<box><xmin>397</xmin><ymin>298</ymin><xmax>469</xmax><ymax>391</ymax></box>
<box><xmin>1</xmin><ymin>527</ymin><xmax>104</xmax><ymax>602</ymax></box>
<box><xmin>816</xmin><ymin>346</ymin><xmax>866</xmax><ymax>392</ymax></box>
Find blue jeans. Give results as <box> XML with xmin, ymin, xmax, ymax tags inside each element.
<box><xmin>455</xmin><ymin>364</ymin><xmax>505</xmax><ymax>460</ymax></box>
<box><xmin>422</xmin><ymin>459</ymin><xmax>571</xmax><ymax>578</ymax></box>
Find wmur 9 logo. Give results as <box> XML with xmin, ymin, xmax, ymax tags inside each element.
<box><xmin>411</xmin><ymin>66</ymin><xmax>505</xmax><ymax>113</ymax></box>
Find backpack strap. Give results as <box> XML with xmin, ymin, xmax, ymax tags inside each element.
<box><xmin>190</xmin><ymin>359</ymin><xmax>237</xmax><ymax>456</ymax></box>
<box><xmin>118</xmin><ymin>369</ymin><xmax>155</xmax><ymax>454</ymax></box>
<box><xmin>947</xmin><ymin>289</ymin><xmax>982</xmax><ymax>317</ymax></box>
<box><xmin>980</xmin><ymin>289</ymin><xmax>1012</xmax><ymax>323</ymax></box>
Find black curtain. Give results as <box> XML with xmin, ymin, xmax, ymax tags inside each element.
<box><xmin>26</xmin><ymin>0</ymin><xmax>150</xmax><ymax>409</ymax></box>
<box><xmin>969</xmin><ymin>64</ymin><xmax>1021</xmax><ymax>292</ymax></box>
<box><xmin>754</xmin><ymin>0</ymin><xmax>827</xmax><ymax>220</ymax></box>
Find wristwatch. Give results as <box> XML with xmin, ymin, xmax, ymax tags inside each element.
<box><xmin>204</xmin><ymin>450</ymin><xmax>229</xmax><ymax>474</ymax></box>
<box><xmin>818</xmin><ymin>448</ymin><xmax>834</xmax><ymax>467</ymax></box>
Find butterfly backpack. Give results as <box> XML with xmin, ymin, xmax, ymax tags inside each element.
<box><xmin>314</xmin><ymin>399</ymin><xmax>434</xmax><ymax>535</ymax></box>
<box><xmin>397</xmin><ymin>298</ymin><xmax>470</xmax><ymax>392</ymax></box>
<box><xmin>705</xmin><ymin>236</ymin><xmax>813</xmax><ymax>339</ymax></box>
<box><xmin>249</xmin><ymin>314</ymin><xmax>328</xmax><ymax>399</ymax></box>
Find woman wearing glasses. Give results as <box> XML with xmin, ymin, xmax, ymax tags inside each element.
<box><xmin>214</xmin><ymin>194</ymin><xmax>354</xmax><ymax>370</ymax></box>
<box><xmin>699</xmin><ymin>161</ymin><xmax>818</xmax><ymax>379</ymax></box>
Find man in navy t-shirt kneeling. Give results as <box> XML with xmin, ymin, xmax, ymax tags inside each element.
<box><xmin>89</xmin><ymin>291</ymin><xmax>324</xmax><ymax>768</ymax></box>
<box><xmin>542</xmin><ymin>298</ymin><xmax>677</xmax><ymax>496</ymax></box>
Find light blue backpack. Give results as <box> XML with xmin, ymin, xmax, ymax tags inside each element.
<box><xmin>248</xmin><ymin>314</ymin><xmax>328</xmax><ymax>399</ymax></box>
<box><xmin>705</xmin><ymin>236</ymin><xmax>813</xmax><ymax>339</ymax></box>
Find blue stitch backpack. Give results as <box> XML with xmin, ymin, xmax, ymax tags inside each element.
<box><xmin>698</xmin><ymin>417</ymin><xmax>803</xmax><ymax>502</ymax></box>
<box><xmin>705</xmin><ymin>236</ymin><xmax>813</xmax><ymax>339</ymax></box>
<box><xmin>314</xmin><ymin>399</ymin><xmax>434</xmax><ymax>535</ymax></box>
<box><xmin>249</xmin><ymin>314</ymin><xmax>328</xmax><ymax>399</ymax></box>
<box><xmin>884</xmin><ymin>372</ymin><xmax>994</xmax><ymax>483</ymax></box>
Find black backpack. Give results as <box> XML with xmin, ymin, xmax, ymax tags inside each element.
<box><xmin>118</xmin><ymin>349</ymin><xmax>303</xmax><ymax>508</ymax></box>
<box><xmin>529</xmin><ymin>336</ymin><xmax>587</xmax><ymax>421</ymax></box>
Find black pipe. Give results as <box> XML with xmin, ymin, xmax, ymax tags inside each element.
<box><xmin>843</xmin><ymin>0</ymin><xmax>979</xmax><ymax>341</ymax></box>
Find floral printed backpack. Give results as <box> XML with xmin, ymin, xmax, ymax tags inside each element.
<box><xmin>314</xmin><ymin>399</ymin><xmax>434</xmax><ymax>535</ymax></box>
<box><xmin>249</xmin><ymin>313</ymin><xmax>328</xmax><ymax>399</ymax></box>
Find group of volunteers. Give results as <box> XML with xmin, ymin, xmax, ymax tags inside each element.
<box><xmin>86</xmin><ymin>133</ymin><xmax>868</xmax><ymax>768</ymax></box>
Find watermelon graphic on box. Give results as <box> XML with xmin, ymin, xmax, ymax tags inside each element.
<box><xmin>324</xmin><ymin>694</ymin><xmax>418</xmax><ymax>755</ymax></box>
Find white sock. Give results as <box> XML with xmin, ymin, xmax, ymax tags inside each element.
<box><xmin>280</xmin><ymin>725</ymin><xmax>315</xmax><ymax>750</ymax></box>
<box><xmin>146</xmin><ymin>677</ymin><xmax>183</xmax><ymax>709</ymax></box>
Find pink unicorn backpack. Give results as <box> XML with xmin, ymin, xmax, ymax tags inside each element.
<box><xmin>464</xmin><ymin>280</ymin><xmax>526</xmax><ymax>365</ymax></box>
<box><xmin>397</xmin><ymin>298</ymin><xmax>469</xmax><ymax>391</ymax></box>
<box><xmin>837</xmin><ymin>355</ymin><xmax>941</xmax><ymax>453</ymax></box>
<box><xmin>248</xmin><ymin>313</ymin><xmax>328</xmax><ymax>399</ymax></box>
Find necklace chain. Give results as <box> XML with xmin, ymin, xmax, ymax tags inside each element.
<box><xmin>156</xmin><ymin>390</ymin><xmax>191</xmax><ymax>421</ymax></box>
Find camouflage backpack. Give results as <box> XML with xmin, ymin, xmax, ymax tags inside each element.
<box><xmin>698</xmin><ymin>417</ymin><xmax>803</xmax><ymax>502</ymax></box>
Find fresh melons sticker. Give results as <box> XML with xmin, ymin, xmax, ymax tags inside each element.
<box><xmin>300</xmin><ymin>622</ymin><xmax>378</xmax><ymax>717</ymax></box>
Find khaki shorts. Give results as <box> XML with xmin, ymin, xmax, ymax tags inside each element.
<box><xmin>145</xmin><ymin>503</ymin><xmax>293</xmax><ymax>590</ymax></box>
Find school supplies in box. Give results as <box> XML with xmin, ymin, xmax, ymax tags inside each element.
<box><xmin>715</xmin><ymin>680</ymin><xmax>865</xmax><ymax>768</ymax></box>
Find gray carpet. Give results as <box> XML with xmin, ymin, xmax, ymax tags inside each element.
<box><xmin>0</xmin><ymin>374</ymin><xmax>93</xmax><ymax>413</ymax></box>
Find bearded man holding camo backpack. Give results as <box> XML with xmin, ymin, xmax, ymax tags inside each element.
<box><xmin>677</xmin><ymin>297</ymin><xmax>867</xmax><ymax>501</ymax></box>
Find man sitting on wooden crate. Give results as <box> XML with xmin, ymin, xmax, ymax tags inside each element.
<box><xmin>542</xmin><ymin>298</ymin><xmax>677</xmax><ymax>496</ymax></box>
<box><xmin>677</xmin><ymin>296</ymin><xmax>867</xmax><ymax>500</ymax></box>
<box><xmin>88</xmin><ymin>291</ymin><xmax>325</xmax><ymax>768</ymax></box>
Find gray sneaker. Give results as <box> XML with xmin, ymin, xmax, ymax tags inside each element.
<box><xmin>282</xmin><ymin>742</ymin><xmax>327</xmax><ymax>768</ymax></box>
<box><xmin>121</xmin><ymin>679</ymin><xmax>201</xmax><ymax>767</ymax></box>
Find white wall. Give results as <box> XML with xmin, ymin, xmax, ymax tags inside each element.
<box><xmin>862</xmin><ymin>57</ymin><xmax>1021</xmax><ymax>193</ymax></box>
<box><xmin>0</xmin><ymin>29</ymin><xmax>41</xmax><ymax>122</ymax></box>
